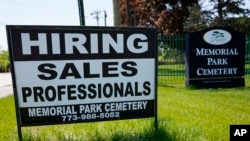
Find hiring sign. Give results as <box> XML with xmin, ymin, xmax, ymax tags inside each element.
<box><xmin>185</xmin><ymin>27</ymin><xmax>245</xmax><ymax>88</ymax></box>
<box><xmin>7</xmin><ymin>26</ymin><xmax>157</xmax><ymax>126</ymax></box>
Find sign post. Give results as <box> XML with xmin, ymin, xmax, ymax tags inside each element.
<box><xmin>7</xmin><ymin>26</ymin><xmax>158</xmax><ymax>140</ymax></box>
<box><xmin>185</xmin><ymin>27</ymin><xmax>245</xmax><ymax>88</ymax></box>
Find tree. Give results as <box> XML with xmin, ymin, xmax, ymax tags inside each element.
<box><xmin>119</xmin><ymin>0</ymin><xmax>198</xmax><ymax>35</ymax></box>
<box><xmin>201</xmin><ymin>0</ymin><xmax>250</xmax><ymax>27</ymax></box>
<box><xmin>223</xmin><ymin>17</ymin><xmax>250</xmax><ymax>33</ymax></box>
<box><xmin>183</xmin><ymin>0</ymin><xmax>250</xmax><ymax>33</ymax></box>
<box><xmin>183</xmin><ymin>2</ymin><xmax>209</xmax><ymax>32</ymax></box>
<box><xmin>0</xmin><ymin>51</ymin><xmax>10</xmax><ymax>72</ymax></box>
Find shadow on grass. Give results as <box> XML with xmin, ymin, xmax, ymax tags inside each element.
<box><xmin>94</xmin><ymin>118</ymin><xmax>176</xmax><ymax>141</ymax></box>
<box><xmin>22</xmin><ymin>118</ymin><xmax>176</xmax><ymax>141</ymax></box>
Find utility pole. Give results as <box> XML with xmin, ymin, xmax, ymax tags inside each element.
<box><xmin>91</xmin><ymin>11</ymin><xmax>101</xmax><ymax>26</ymax></box>
<box><xmin>104</xmin><ymin>10</ymin><xmax>107</xmax><ymax>26</ymax></box>
<box><xmin>113</xmin><ymin>0</ymin><xmax>121</xmax><ymax>26</ymax></box>
<box><xmin>78</xmin><ymin>0</ymin><xmax>85</xmax><ymax>25</ymax></box>
<box><xmin>91</xmin><ymin>10</ymin><xmax>107</xmax><ymax>26</ymax></box>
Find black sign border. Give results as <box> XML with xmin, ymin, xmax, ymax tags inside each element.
<box><xmin>6</xmin><ymin>25</ymin><xmax>158</xmax><ymax>135</ymax></box>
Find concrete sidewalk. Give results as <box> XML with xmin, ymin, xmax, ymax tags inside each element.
<box><xmin>0</xmin><ymin>73</ymin><xmax>13</xmax><ymax>98</ymax></box>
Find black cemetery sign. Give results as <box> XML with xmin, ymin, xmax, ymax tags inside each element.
<box><xmin>185</xmin><ymin>27</ymin><xmax>245</xmax><ymax>88</ymax></box>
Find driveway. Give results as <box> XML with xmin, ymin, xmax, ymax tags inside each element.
<box><xmin>0</xmin><ymin>73</ymin><xmax>13</xmax><ymax>98</ymax></box>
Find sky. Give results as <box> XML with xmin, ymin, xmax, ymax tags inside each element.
<box><xmin>0</xmin><ymin>0</ymin><xmax>250</xmax><ymax>51</ymax></box>
<box><xmin>0</xmin><ymin>0</ymin><xmax>114</xmax><ymax>51</ymax></box>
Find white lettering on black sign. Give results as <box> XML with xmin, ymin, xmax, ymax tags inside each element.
<box><xmin>21</xmin><ymin>33</ymin><xmax>148</xmax><ymax>55</ymax></box>
<box><xmin>195</xmin><ymin>48</ymin><xmax>240</xmax><ymax>76</ymax></box>
<box><xmin>7</xmin><ymin>26</ymin><xmax>157</xmax><ymax>126</ymax></box>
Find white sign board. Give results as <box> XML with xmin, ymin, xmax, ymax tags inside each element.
<box><xmin>7</xmin><ymin>26</ymin><xmax>157</xmax><ymax>126</ymax></box>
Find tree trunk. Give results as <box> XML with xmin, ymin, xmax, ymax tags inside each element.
<box><xmin>217</xmin><ymin>0</ymin><xmax>223</xmax><ymax>25</ymax></box>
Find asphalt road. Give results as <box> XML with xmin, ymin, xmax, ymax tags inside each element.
<box><xmin>0</xmin><ymin>73</ymin><xmax>13</xmax><ymax>98</ymax></box>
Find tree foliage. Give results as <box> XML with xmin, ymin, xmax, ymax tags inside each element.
<box><xmin>208</xmin><ymin>0</ymin><xmax>250</xmax><ymax>20</ymax></box>
<box><xmin>199</xmin><ymin>0</ymin><xmax>250</xmax><ymax>33</ymax></box>
<box><xmin>0</xmin><ymin>51</ymin><xmax>10</xmax><ymax>72</ymax></box>
<box><xmin>183</xmin><ymin>3</ymin><xmax>208</xmax><ymax>32</ymax></box>
<box><xmin>120</xmin><ymin>0</ymin><xmax>198</xmax><ymax>35</ymax></box>
<box><xmin>119</xmin><ymin>0</ymin><xmax>250</xmax><ymax>34</ymax></box>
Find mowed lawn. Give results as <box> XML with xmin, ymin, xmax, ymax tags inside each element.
<box><xmin>0</xmin><ymin>81</ymin><xmax>250</xmax><ymax>141</ymax></box>
<box><xmin>158</xmin><ymin>83</ymin><xmax>250</xmax><ymax>141</ymax></box>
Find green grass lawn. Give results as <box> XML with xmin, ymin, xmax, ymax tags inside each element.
<box><xmin>1</xmin><ymin>81</ymin><xmax>250</xmax><ymax>141</ymax></box>
<box><xmin>158</xmin><ymin>85</ymin><xmax>250</xmax><ymax>141</ymax></box>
